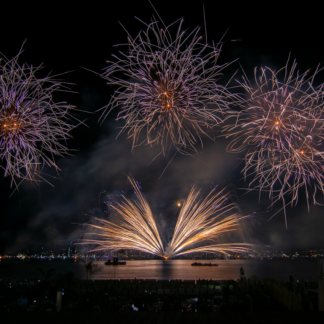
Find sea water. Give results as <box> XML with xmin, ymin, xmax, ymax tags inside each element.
<box><xmin>0</xmin><ymin>259</ymin><xmax>318</xmax><ymax>281</ymax></box>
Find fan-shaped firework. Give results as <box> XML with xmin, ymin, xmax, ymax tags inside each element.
<box><xmin>0</xmin><ymin>48</ymin><xmax>78</xmax><ymax>187</ymax></box>
<box><xmin>224</xmin><ymin>57</ymin><xmax>324</xmax><ymax>225</ymax></box>
<box><xmin>79</xmin><ymin>177</ymin><xmax>254</xmax><ymax>258</ymax></box>
<box><xmin>99</xmin><ymin>14</ymin><xmax>236</xmax><ymax>155</ymax></box>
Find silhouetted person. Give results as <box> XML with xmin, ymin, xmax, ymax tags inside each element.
<box><xmin>240</xmin><ymin>266</ymin><xmax>245</xmax><ymax>280</ymax></box>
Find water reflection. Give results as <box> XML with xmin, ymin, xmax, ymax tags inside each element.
<box><xmin>157</xmin><ymin>260</ymin><xmax>174</xmax><ymax>279</ymax></box>
<box><xmin>0</xmin><ymin>259</ymin><xmax>318</xmax><ymax>281</ymax></box>
<box><xmin>90</xmin><ymin>259</ymin><xmax>317</xmax><ymax>282</ymax></box>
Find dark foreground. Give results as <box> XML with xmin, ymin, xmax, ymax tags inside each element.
<box><xmin>0</xmin><ymin>312</ymin><xmax>323</xmax><ymax>324</ymax></box>
<box><xmin>0</xmin><ymin>275</ymin><xmax>319</xmax><ymax>313</ymax></box>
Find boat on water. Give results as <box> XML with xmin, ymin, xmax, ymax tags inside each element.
<box><xmin>191</xmin><ymin>262</ymin><xmax>218</xmax><ymax>266</ymax></box>
<box><xmin>105</xmin><ymin>257</ymin><xmax>126</xmax><ymax>266</ymax></box>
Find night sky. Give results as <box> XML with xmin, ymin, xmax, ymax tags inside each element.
<box><xmin>1</xmin><ymin>1</ymin><xmax>324</xmax><ymax>255</ymax></box>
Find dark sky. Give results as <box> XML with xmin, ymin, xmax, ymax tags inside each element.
<box><xmin>1</xmin><ymin>1</ymin><xmax>324</xmax><ymax>255</ymax></box>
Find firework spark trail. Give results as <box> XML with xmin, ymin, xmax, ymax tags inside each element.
<box><xmin>81</xmin><ymin>177</ymin><xmax>165</xmax><ymax>257</ymax></box>
<box><xmin>224</xmin><ymin>56</ymin><xmax>324</xmax><ymax>225</ymax></box>
<box><xmin>80</xmin><ymin>178</ymin><xmax>254</xmax><ymax>258</ymax></box>
<box><xmin>175</xmin><ymin>243</ymin><xmax>255</xmax><ymax>257</ymax></box>
<box><xmin>98</xmin><ymin>14</ymin><xmax>238</xmax><ymax>155</ymax></box>
<box><xmin>0</xmin><ymin>47</ymin><xmax>80</xmax><ymax>188</ymax></box>
<box><xmin>165</xmin><ymin>186</ymin><xmax>250</xmax><ymax>258</ymax></box>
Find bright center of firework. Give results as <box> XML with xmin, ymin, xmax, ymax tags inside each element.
<box><xmin>275</xmin><ymin>121</ymin><xmax>279</xmax><ymax>125</ymax></box>
<box><xmin>2</xmin><ymin>120</ymin><xmax>19</xmax><ymax>131</ymax></box>
<box><xmin>177</xmin><ymin>202</ymin><xmax>181</xmax><ymax>207</ymax></box>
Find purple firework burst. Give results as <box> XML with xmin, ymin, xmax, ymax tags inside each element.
<box><xmin>0</xmin><ymin>48</ymin><xmax>78</xmax><ymax>188</ymax></box>
<box><xmin>98</xmin><ymin>15</ymin><xmax>237</xmax><ymax>155</ymax></box>
<box><xmin>224</xmin><ymin>57</ymin><xmax>324</xmax><ymax>226</ymax></box>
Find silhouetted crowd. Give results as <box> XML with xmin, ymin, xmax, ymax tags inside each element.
<box><xmin>0</xmin><ymin>272</ymin><xmax>318</xmax><ymax>311</ymax></box>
